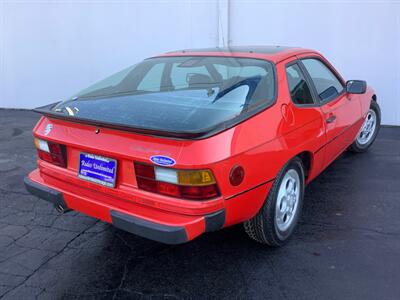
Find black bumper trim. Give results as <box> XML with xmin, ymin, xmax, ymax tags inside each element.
<box><xmin>204</xmin><ymin>209</ymin><xmax>225</xmax><ymax>232</ymax></box>
<box><xmin>110</xmin><ymin>210</ymin><xmax>188</xmax><ymax>245</ymax></box>
<box><xmin>24</xmin><ymin>176</ymin><xmax>68</xmax><ymax>208</ymax></box>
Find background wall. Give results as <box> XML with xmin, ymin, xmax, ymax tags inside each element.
<box><xmin>0</xmin><ymin>0</ymin><xmax>218</xmax><ymax>109</ymax></box>
<box><xmin>1</xmin><ymin>0</ymin><xmax>399</xmax><ymax>125</ymax></box>
<box><xmin>230</xmin><ymin>0</ymin><xmax>400</xmax><ymax>125</ymax></box>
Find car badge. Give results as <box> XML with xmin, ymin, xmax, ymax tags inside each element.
<box><xmin>44</xmin><ymin>124</ymin><xmax>53</xmax><ymax>136</ymax></box>
<box><xmin>150</xmin><ymin>155</ymin><xmax>176</xmax><ymax>166</ymax></box>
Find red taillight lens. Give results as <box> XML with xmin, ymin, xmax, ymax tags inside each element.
<box><xmin>134</xmin><ymin>163</ymin><xmax>155</xmax><ymax>179</ymax></box>
<box><xmin>136</xmin><ymin>177</ymin><xmax>157</xmax><ymax>192</ymax></box>
<box><xmin>48</xmin><ymin>142</ymin><xmax>63</xmax><ymax>155</ymax></box>
<box><xmin>180</xmin><ymin>184</ymin><xmax>219</xmax><ymax>200</ymax></box>
<box><xmin>35</xmin><ymin>138</ymin><xmax>67</xmax><ymax>168</ymax></box>
<box><xmin>134</xmin><ymin>162</ymin><xmax>220</xmax><ymax>200</ymax></box>
<box><xmin>37</xmin><ymin>150</ymin><xmax>53</xmax><ymax>163</ymax></box>
<box><xmin>157</xmin><ymin>181</ymin><xmax>181</xmax><ymax>198</ymax></box>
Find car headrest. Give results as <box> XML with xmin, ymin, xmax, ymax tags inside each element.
<box><xmin>188</xmin><ymin>74</ymin><xmax>214</xmax><ymax>87</ymax></box>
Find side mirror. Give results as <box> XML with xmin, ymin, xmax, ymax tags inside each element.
<box><xmin>346</xmin><ymin>80</ymin><xmax>367</xmax><ymax>94</ymax></box>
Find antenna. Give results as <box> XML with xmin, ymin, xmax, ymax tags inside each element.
<box><xmin>217</xmin><ymin>0</ymin><xmax>230</xmax><ymax>48</ymax></box>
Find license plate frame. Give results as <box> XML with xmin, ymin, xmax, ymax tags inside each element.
<box><xmin>78</xmin><ymin>152</ymin><xmax>117</xmax><ymax>188</ymax></box>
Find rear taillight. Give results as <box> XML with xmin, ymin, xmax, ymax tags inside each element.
<box><xmin>34</xmin><ymin>138</ymin><xmax>67</xmax><ymax>168</ymax></box>
<box><xmin>134</xmin><ymin>162</ymin><xmax>220</xmax><ymax>200</ymax></box>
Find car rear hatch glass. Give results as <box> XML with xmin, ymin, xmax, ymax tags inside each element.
<box><xmin>36</xmin><ymin>56</ymin><xmax>276</xmax><ymax>139</ymax></box>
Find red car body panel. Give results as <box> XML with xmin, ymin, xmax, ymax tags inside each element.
<box><xmin>26</xmin><ymin>47</ymin><xmax>375</xmax><ymax>244</ymax></box>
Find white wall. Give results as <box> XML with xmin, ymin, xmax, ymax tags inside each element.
<box><xmin>230</xmin><ymin>0</ymin><xmax>400</xmax><ymax>125</ymax></box>
<box><xmin>1</xmin><ymin>0</ymin><xmax>399</xmax><ymax>125</ymax></box>
<box><xmin>0</xmin><ymin>0</ymin><xmax>218</xmax><ymax>108</ymax></box>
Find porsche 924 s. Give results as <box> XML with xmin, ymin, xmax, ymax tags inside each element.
<box><xmin>24</xmin><ymin>46</ymin><xmax>380</xmax><ymax>246</ymax></box>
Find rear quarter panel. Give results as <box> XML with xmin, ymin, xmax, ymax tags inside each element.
<box><xmin>177</xmin><ymin>56</ymin><xmax>326</xmax><ymax>224</ymax></box>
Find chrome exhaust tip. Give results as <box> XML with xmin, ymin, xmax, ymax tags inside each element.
<box><xmin>55</xmin><ymin>204</ymin><xmax>72</xmax><ymax>214</ymax></box>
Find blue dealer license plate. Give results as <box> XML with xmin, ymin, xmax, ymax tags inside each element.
<box><xmin>78</xmin><ymin>153</ymin><xmax>117</xmax><ymax>188</ymax></box>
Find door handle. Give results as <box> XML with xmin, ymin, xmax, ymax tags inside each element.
<box><xmin>326</xmin><ymin>115</ymin><xmax>336</xmax><ymax>123</ymax></box>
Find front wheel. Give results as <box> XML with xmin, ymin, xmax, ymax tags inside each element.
<box><xmin>244</xmin><ymin>157</ymin><xmax>305</xmax><ymax>246</ymax></box>
<box><xmin>349</xmin><ymin>100</ymin><xmax>381</xmax><ymax>153</ymax></box>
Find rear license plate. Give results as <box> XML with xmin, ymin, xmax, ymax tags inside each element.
<box><xmin>78</xmin><ymin>153</ymin><xmax>117</xmax><ymax>188</ymax></box>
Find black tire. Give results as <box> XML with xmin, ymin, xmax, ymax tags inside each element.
<box><xmin>349</xmin><ymin>100</ymin><xmax>381</xmax><ymax>153</ymax></box>
<box><xmin>244</xmin><ymin>157</ymin><xmax>305</xmax><ymax>247</ymax></box>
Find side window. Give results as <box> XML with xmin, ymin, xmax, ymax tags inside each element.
<box><xmin>285</xmin><ymin>63</ymin><xmax>314</xmax><ymax>105</ymax></box>
<box><xmin>137</xmin><ymin>63</ymin><xmax>165</xmax><ymax>92</ymax></box>
<box><xmin>301</xmin><ymin>58</ymin><xmax>344</xmax><ymax>102</ymax></box>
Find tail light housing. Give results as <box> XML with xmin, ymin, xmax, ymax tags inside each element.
<box><xmin>34</xmin><ymin>138</ymin><xmax>67</xmax><ymax>168</ymax></box>
<box><xmin>134</xmin><ymin>162</ymin><xmax>220</xmax><ymax>200</ymax></box>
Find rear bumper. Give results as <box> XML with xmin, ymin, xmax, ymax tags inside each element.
<box><xmin>24</xmin><ymin>176</ymin><xmax>68</xmax><ymax>209</ymax></box>
<box><xmin>24</xmin><ymin>172</ymin><xmax>225</xmax><ymax>244</ymax></box>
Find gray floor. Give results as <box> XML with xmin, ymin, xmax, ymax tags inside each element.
<box><xmin>0</xmin><ymin>109</ymin><xmax>399</xmax><ymax>300</ymax></box>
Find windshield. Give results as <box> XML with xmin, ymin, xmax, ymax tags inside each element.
<box><xmin>50</xmin><ymin>56</ymin><xmax>276</xmax><ymax>135</ymax></box>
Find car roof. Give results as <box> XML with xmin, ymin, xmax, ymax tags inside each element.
<box><xmin>157</xmin><ymin>45</ymin><xmax>317</xmax><ymax>63</ymax></box>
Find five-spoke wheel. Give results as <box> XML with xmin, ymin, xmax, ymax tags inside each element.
<box><xmin>275</xmin><ymin>169</ymin><xmax>300</xmax><ymax>232</ymax></box>
<box><xmin>357</xmin><ymin>109</ymin><xmax>377</xmax><ymax>145</ymax></box>
<box><xmin>350</xmin><ymin>100</ymin><xmax>381</xmax><ymax>152</ymax></box>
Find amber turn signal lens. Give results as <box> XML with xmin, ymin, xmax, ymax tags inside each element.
<box><xmin>177</xmin><ymin>169</ymin><xmax>216</xmax><ymax>186</ymax></box>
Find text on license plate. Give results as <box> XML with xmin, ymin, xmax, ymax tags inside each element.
<box><xmin>78</xmin><ymin>153</ymin><xmax>117</xmax><ymax>188</ymax></box>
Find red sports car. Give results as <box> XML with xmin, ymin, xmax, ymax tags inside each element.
<box><xmin>25</xmin><ymin>46</ymin><xmax>381</xmax><ymax>246</ymax></box>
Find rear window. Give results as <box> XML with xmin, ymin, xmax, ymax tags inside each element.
<box><xmin>49</xmin><ymin>56</ymin><xmax>275</xmax><ymax>136</ymax></box>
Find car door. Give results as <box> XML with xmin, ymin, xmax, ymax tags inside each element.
<box><xmin>298</xmin><ymin>55</ymin><xmax>362</xmax><ymax>166</ymax></box>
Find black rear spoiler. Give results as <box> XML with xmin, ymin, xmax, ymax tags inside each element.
<box><xmin>33</xmin><ymin>103</ymin><xmax>216</xmax><ymax>140</ymax></box>
<box><xmin>33</xmin><ymin>97</ymin><xmax>274</xmax><ymax>140</ymax></box>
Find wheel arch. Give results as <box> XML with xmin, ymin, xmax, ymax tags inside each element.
<box><xmin>295</xmin><ymin>151</ymin><xmax>313</xmax><ymax>181</ymax></box>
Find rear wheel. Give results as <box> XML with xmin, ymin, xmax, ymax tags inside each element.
<box><xmin>349</xmin><ymin>100</ymin><xmax>381</xmax><ymax>153</ymax></box>
<box><xmin>244</xmin><ymin>157</ymin><xmax>305</xmax><ymax>246</ymax></box>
